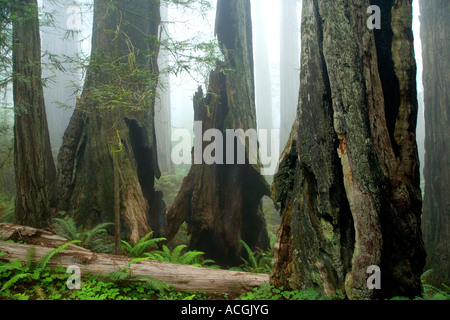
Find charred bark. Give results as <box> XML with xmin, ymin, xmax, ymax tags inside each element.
<box><xmin>165</xmin><ymin>0</ymin><xmax>270</xmax><ymax>267</ymax></box>
<box><xmin>56</xmin><ymin>0</ymin><xmax>165</xmax><ymax>244</ymax></box>
<box><xmin>271</xmin><ymin>0</ymin><xmax>425</xmax><ymax>300</ymax></box>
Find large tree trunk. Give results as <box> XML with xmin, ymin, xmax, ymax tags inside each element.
<box><xmin>56</xmin><ymin>0</ymin><xmax>165</xmax><ymax>244</ymax></box>
<box><xmin>12</xmin><ymin>0</ymin><xmax>57</xmax><ymax>229</ymax></box>
<box><xmin>165</xmin><ymin>0</ymin><xmax>270</xmax><ymax>267</ymax></box>
<box><xmin>420</xmin><ymin>0</ymin><xmax>450</xmax><ymax>287</ymax></box>
<box><xmin>271</xmin><ymin>0</ymin><xmax>425</xmax><ymax>300</ymax></box>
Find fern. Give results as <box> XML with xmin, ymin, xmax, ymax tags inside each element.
<box><xmin>108</xmin><ymin>257</ymin><xmax>169</xmax><ymax>293</ymax></box>
<box><xmin>52</xmin><ymin>217</ymin><xmax>112</xmax><ymax>251</ymax></box>
<box><xmin>35</xmin><ymin>240</ymin><xmax>81</xmax><ymax>273</ymax></box>
<box><xmin>421</xmin><ymin>269</ymin><xmax>450</xmax><ymax>300</ymax></box>
<box><xmin>240</xmin><ymin>240</ymin><xmax>258</xmax><ymax>270</ymax></box>
<box><xmin>239</xmin><ymin>240</ymin><xmax>272</xmax><ymax>274</ymax></box>
<box><xmin>121</xmin><ymin>232</ymin><xmax>166</xmax><ymax>258</ymax></box>
<box><xmin>148</xmin><ymin>245</ymin><xmax>218</xmax><ymax>268</ymax></box>
<box><xmin>0</xmin><ymin>241</ymin><xmax>79</xmax><ymax>292</ymax></box>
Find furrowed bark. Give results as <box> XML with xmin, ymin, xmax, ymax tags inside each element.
<box><xmin>271</xmin><ymin>0</ymin><xmax>425</xmax><ymax>300</ymax></box>
<box><xmin>56</xmin><ymin>0</ymin><xmax>165</xmax><ymax>244</ymax></box>
<box><xmin>12</xmin><ymin>0</ymin><xmax>57</xmax><ymax>229</ymax></box>
<box><xmin>420</xmin><ymin>0</ymin><xmax>450</xmax><ymax>287</ymax></box>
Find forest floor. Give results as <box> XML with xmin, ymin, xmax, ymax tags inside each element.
<box><xmin>0</xmin><ymin>167</ymin><xmax>447</xmax><ymax>301</ymax></box>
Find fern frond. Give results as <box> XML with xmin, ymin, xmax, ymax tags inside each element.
<box><xmin>179</xmin><ymin>250</ymin><xmax>204</xmax><ymax>265</ymax></box>
<box><xmin>144</xmin><ymin>252</ymin><xmax>164</xmax><ymax>261</ymax></box>
<box><xmin>240</xmin><ymin>240</ymin><xmax>257</xmax><ymax>269</ymax></box>
<box><xmin>171</xmin><ymin>245</ymin><xmax>187</xmax><ymax>262</ymax></box>
<box><xmin>137</xmin><ymin>275</ymin><xmax>169</xmax><ymax>292</ymax></box>
<box><xmin>120</xmin><ymin>257</ymin><xmax>153</xmax><ymax>273</ymax></box>
<box><xmin>162</xmin><ymin>245</ymin><xmax>171</xmax><ymax>257</ymax></box>
<box><xmin>0</xmin><ymin>273</ymin><xmax>30</xmax><ymax>292</ymax></box>
<box><xmin>25</xmin><ymin>246</ymin><xmax>36</xmax><ymax>271</ymax></box>
<box><xmin>35</xmin><ymin>240</ymin><xmax>80</xmax><ymax>272</ymax></box>
<box><xmin>421</xmin><ymin>269</ymin><xmax>434</xmax><ymax>283</ymax></box>
<box><xmin>121</xmin><ymin>240</ymin><xmax>133</xmax><ymax>252</ymax></box>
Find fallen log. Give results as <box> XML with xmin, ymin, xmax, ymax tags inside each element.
<box><xmin>0</xmin><ymin>223</ymin><xmax>89</xmax><ymax>252</ymax></box>
<box><xmin>0</xmin><ymin>240</ymin><xmax>269</xmax><ymax>298</ymax></box>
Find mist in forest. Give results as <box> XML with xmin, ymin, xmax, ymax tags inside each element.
<box><xmin>0</xmin><ymin>0</ymin><xmax>425</xmax><ymax>190</ymax></box>
<box><xmin>1</xmin><ymin>0</ymin><xmax>445</xmax><ymax>302</ymax></box>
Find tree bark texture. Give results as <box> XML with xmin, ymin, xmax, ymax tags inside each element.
<box><xmin>56</xmin><ymin>0</ymin><xmax>165</xmax><ymax>244</ymax></box>
<box><xmin>12</xmin><ymin>0</ymin><xmax>57</xmax><ymax>229</ymax></box>
<box><xmin>165</xmin><ymin>0</ymin><xmax>270</xmax><ymax>267</ymax></box>
<box><xmin>271</xmin><ymin>0</ymin><xmax>425</xmax><ymax>300</ymax></box>
<box><xmin>420</xmin><ymin>0</ymin><xmax>450</xmax><ymax>287</ymax></box>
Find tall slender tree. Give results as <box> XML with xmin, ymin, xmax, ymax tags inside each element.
<box><xmin>165</xmin><ymin>0</ymin><xmax>270</xmax><ymax>267</ymax></box>
<box><xmin>40</xmin><ymin>0</ymin><xmax>80</xmax><ymax>155</ymax></box>
<box><xmin>280</xmin><ymin>0</ymin><xmax>300</xmax><ymax>150</ymax></box>
<box><xmin>56</xmin><ymin>0</ymin><xmax>164</xmax><ymax>244</ymax></box>
<box><xmin>252</xmin><ymin>0</ymin><xmax>273</xmax><ymax>132</ymax></box>
<box><xmin>12</xmin><ymin>0</ymin><xmax>56</xmax><ymax>228</ymax></box>
<box><xmin>271</xmin><ymin>0</ymin><xmax>425</xmax><ymax>299</ymax></box>
<box><xmin>420</xmin><ymin>0</ymin><xmax>450</xmax><ymax>287</ymax></box>
<box><xmin>155</xmin><ymin>3</ymin><xmax>174</xmax><ymax>175</ymax></box>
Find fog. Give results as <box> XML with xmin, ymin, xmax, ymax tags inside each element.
<box><xmin>0</xmin><ymin>0</ymin><xmax>427</xmax><ymax>192</ymax></box>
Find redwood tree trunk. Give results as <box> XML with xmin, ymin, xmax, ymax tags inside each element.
<box><xmin>280</xmin><ymin>0</ymin><xmax>300</xmax><ymax>149</ymax></box>
<box><xmin>12</xmin><ymin>0</ymin><xmax>57</xmax><ymax>229</ymax></box>
<box><xmin>420</xmin><ymin>0</ymin><xmax>450</xmax><ymax>287</ymax></box>
<box><xmin>165</xmin><ymin>0</ymin><xmax>270</xmax><ymax>267</ymax></box>
<box><xmin>56</xmin><ymin>0</ymin><xmax>164</xmax><ymax>244</ymax></box>
<box><xmin>271</xmin><ymin>0</ymin><xmax>425</xmax><ymax>300</ymax></box>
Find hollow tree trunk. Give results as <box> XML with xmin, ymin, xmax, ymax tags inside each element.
<box><xmin>420</xmin><ymin>0</ymin><xmax>450</xmax><ymax>287</ymax></box>
<box><xmin>271</xmin><ymin>0</ymin><xmax>425</xmax><ymax>300</ymax></box>
<box><xmin>56</xmin><ymin>0</ymin><xmax>165</xmax><ymax>244</ymax></box>
<box><xmin>165</xmin><ymin>0</ymin><xmax>270</xmax><ymax>267</ymax></box>
<box><xmin>12</xmin><ymin>0</ymin><xmax>57</xmax><ymax>229</ymax></box>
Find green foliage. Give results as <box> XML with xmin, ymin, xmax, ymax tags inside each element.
<box><xmin>107</xmin><ymin>257</ymin><xmax>169</xmax><ymax>293</ymax></box>
<box><xmin>420</xmin><ymin>269</ymin><xmax>450</xmax><ymax>300</ymax></box>
<box><xmin>154</xmin><ymin>166</ymin><xmax>190</xmax><ymax>207</ymax></box>
<box><xmin>147</xmin><ymin>244</ymin><xmax>217</xmax><ymax>268</ymax></box>
<box><xmin>0</xmin><ymin>240</ymin><xmax>79</xmax><ymax>293</ymax></box>
<box><xmin>52</xmin><ymin>214</ymin><xmax>113</xmax><ymax>252</ymax></box>
<box><xmin>121</xmin><ymin>232</ymin><xmax>166</xmax><ymax>258</ymax></box>
<box><xmin>0</xmin><ymin>194</ymin><xmax>14</xmax><ymax>223</ymax></box>
<box><xmin>237</xmin><ymin>284</ymin><xmax>331</xmax><ymax>301</ymax></box>
<box><xmin>236</xmin><ymin>240</ymin><xmax>273</xmax><ymax>274</ymax></box>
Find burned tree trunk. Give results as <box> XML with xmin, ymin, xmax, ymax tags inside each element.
<box><xmin>12</xmin><ymin>0</ymin><xmax>57</xmax><ymax>229</ymax></box>
<box><xmin>165</xmin><ymin>0</ymin><xmax>270</xmax><ymax>267</ymax></box>
<box><xmin>420</xmin><ymin>0</ymin><xmax>450</xmax><ymax>287</ymax></box>
<box><xmin>56</xmin><ymin>0</ymin><xmax>165</xmax><ymax>244</ymax></box>
<box><xmin>271</xmin><ymin>0</ymin><xmax>425</xmax><ymax>300</ymax></box>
